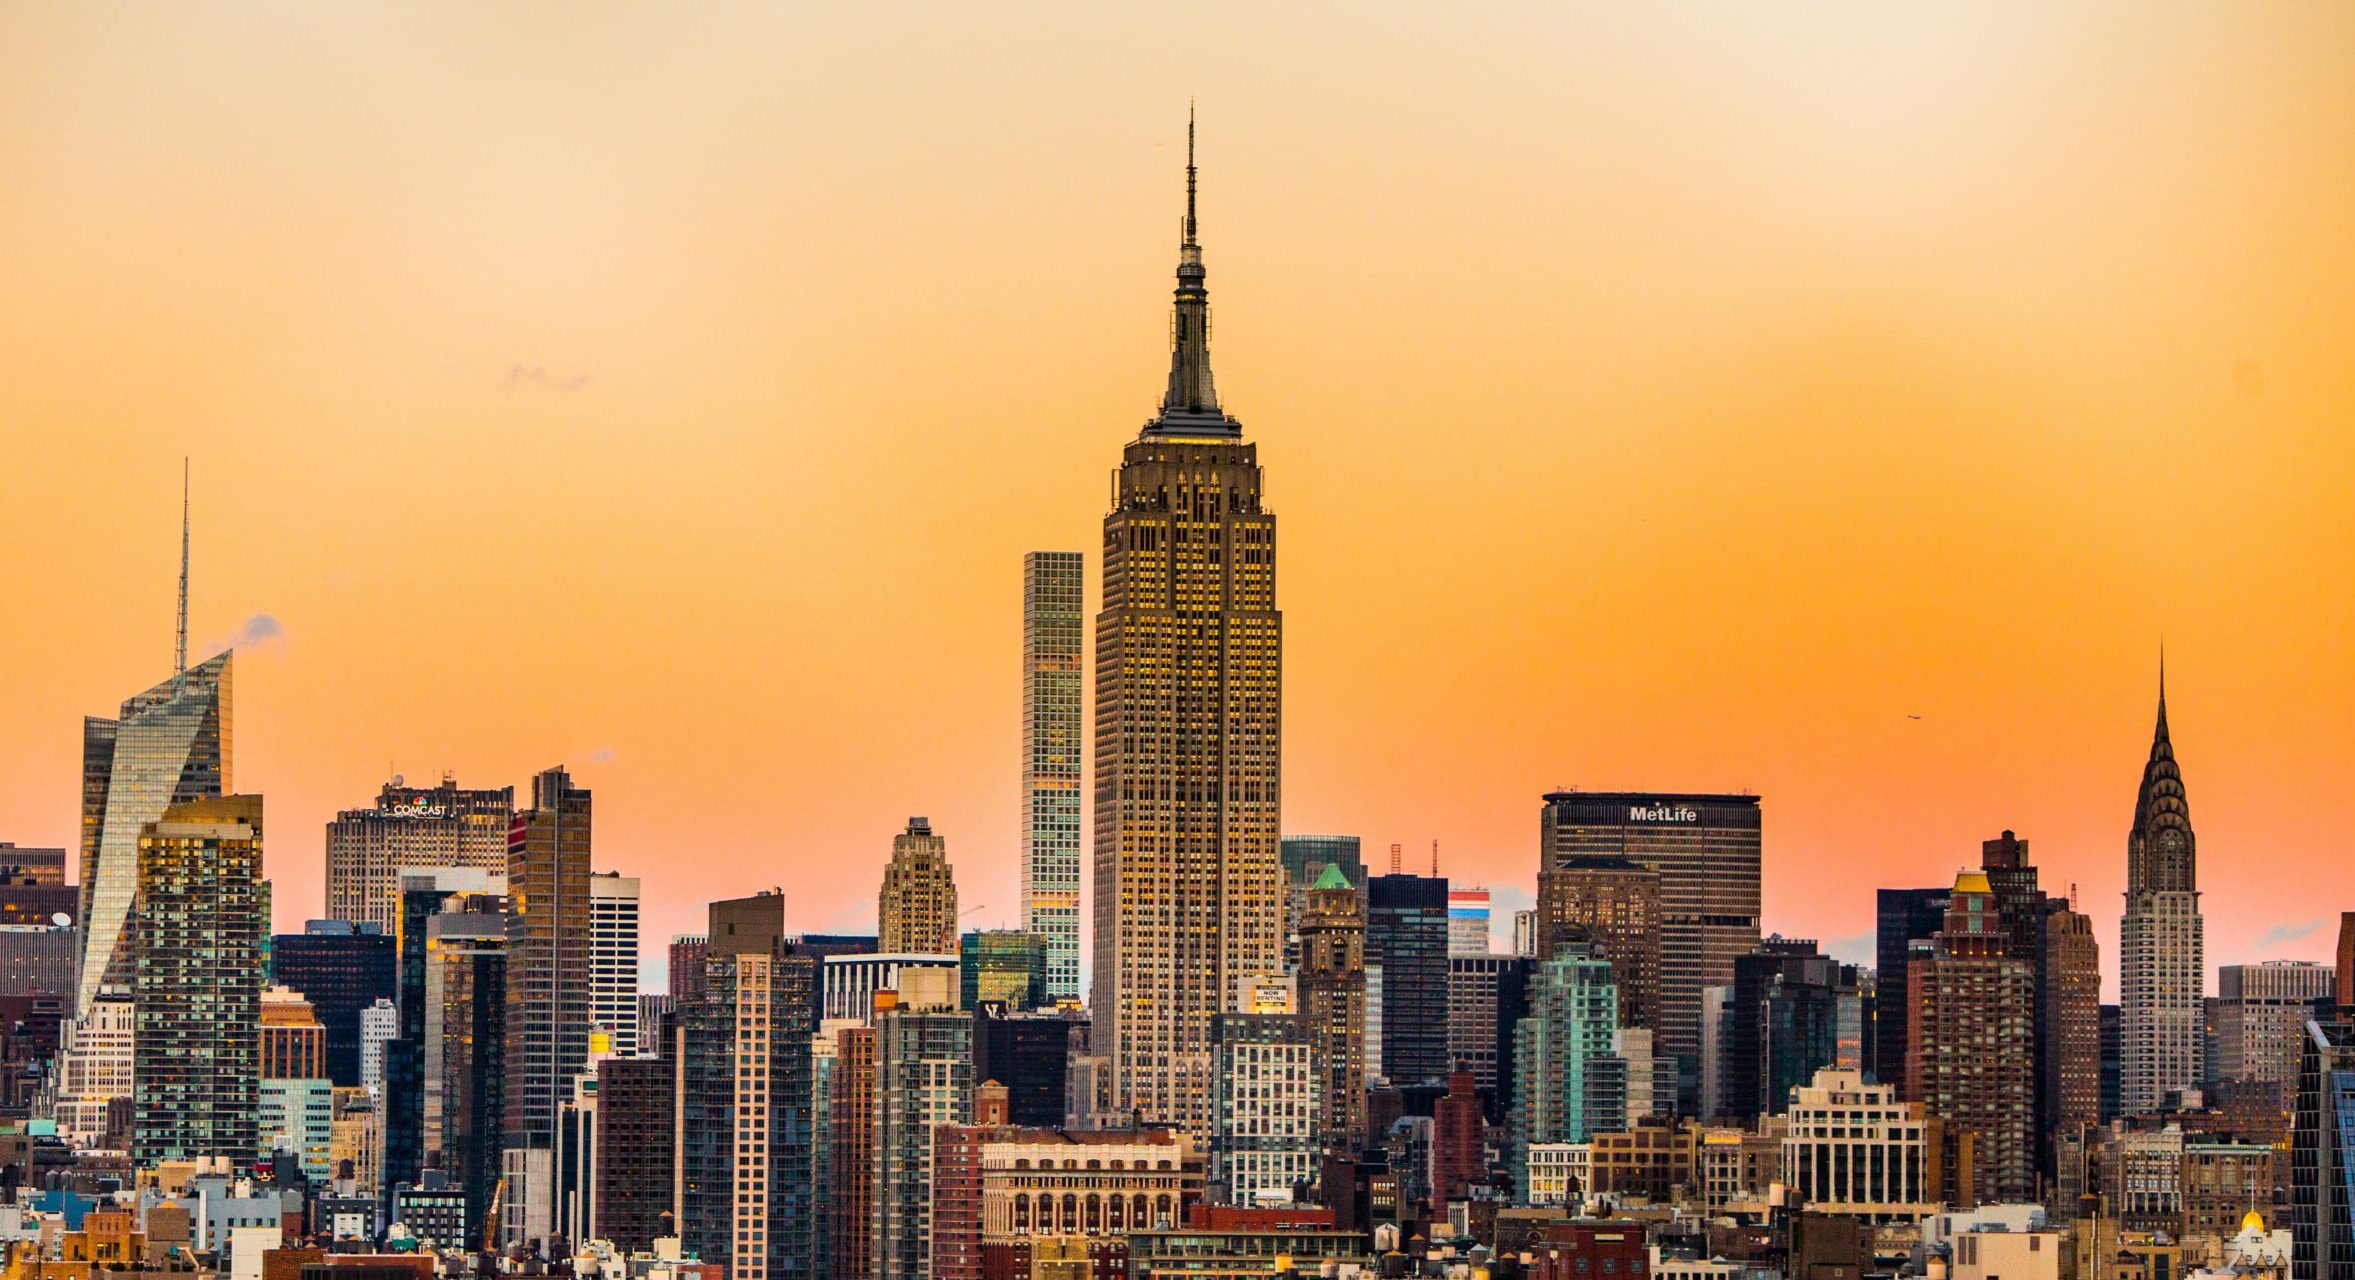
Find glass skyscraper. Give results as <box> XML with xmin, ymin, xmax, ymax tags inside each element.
<box><xmin>1021</xmin><ymin>550</ymin><xmax>1084</xmax><ymax>1000</ymax></box>
<box><xmin>76</xmin><ymin>650</ymin><xmax>232</xmax><ymax>1010</ymax></box>
<box><xmin>131</xmin><ymin>793</ymin><xmax>265</xmax><ymax>1166</ymax></box>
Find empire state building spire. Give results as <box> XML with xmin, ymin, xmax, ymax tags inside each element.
<box><xmin>1151</xmin><ymin>107</ymin><xmax>1236</xmax><ymax>436</ymax></box>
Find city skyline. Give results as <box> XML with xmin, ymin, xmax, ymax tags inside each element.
<box><xmin>6</xmin><ymin>6</ymin><xmax>2355</xmax><ymax>993</ymax></box>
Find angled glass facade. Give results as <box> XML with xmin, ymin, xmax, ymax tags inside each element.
<box><xmin>77</xmin><ymin>650</ymin><xmax>232</xmax><ymax>1010</ymax></box>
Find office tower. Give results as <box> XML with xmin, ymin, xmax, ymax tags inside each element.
<box><xmin>380</xmin><ymin>866</ymin><xmax>503</xmax><ymax>1214</ymax></box>
<box><xmin>1449</xmin><ymin>954</ymin><xmax>1533</xmax><ymax>1108</ymax></box>
<box><xmin>825</xmin><ymin>953</ymin><xmax>964</xmax><ymax>1023</ymax></box>
<box><xmin>1780</xmin><ymin>1068</ymin><xmax>1943</xmax><ymax>1220</ymax></box>
<box><xmin>1717</xmin><ymin>937</ymin><xmax>1865</xmax><ymax>1122</ymax></box>
<box><xmin>1536</xmin><ymin>857</ymin><xmax>1662</xmax><ymax>1030</ymax></box>
<box><xmin>324</xmin><ymin>778</ymin><xmax>515</xmax><ymax>933</ymax></box>
<box><xmin>669</xmin><ymin>935</ymin><xmax>708</xmax><ymax>1008</ymax></box>
<box><xmin>1904</xmin><ymin>870</ymin><xmax>2035</xmax><ymax>1205</ymax></box>
<box><xmin>1209</xmin><ymin>1012</ymin><xmax>1315</xmax><ymax>1207</ymax></box>
<box><xmin>873</xmin><ymin>992</ymin><xmax>974</xmax><ymax>1279</ymax></box>
<box><xmin>831</xmin><ymin>1025</ymin><xmax>878</xmax><ymax>1280</ymax></box>
<box><xmin>76</xmin><ymin>650</ymin><xmax>232</xmax><ymax>1012</ymax></box>
<box><xmin>259</xmin><ymin>1076</ymin><xmax>334</xmax><ymax>1183</ymax></box>
<box><xmin>1281</xmin><ymin>837</ymin><xmax>1364</xmax><ymax>970</ymax></box>
<box><xmin>1448</xmin><ymin>888</ymin><xmax>1492</xmax><ymax>957</ymax></box>
<box><xmin>52</xmin><ymin>993</ymin><xmax>133</xmax><ymax>1149</ymax></box>
<box><xmin>2340</xmin><ymin>918</ymin><xmax>2355</xmax><ymax>1015</ymax></box>
<box><xmin>878</xmin><ymin>817</ymin><xmax>959</xmax><ymax>956</ymax></box>
<box><xmin>972</xmin><ymin>1005</ymin><xmax>1082</xmax><ymax>1129</ymax></box>
<box><xmin>2122</xmin><ymin>670</ymin><xmax>2206</xmax><ymax>1115</ymax></box>
<box><xmin>2101</xmin><ymin>1003</ymin><xmax>2124</xmax><ymax>1121</ymax></box>
<box><xmin>260</xmin><ymin>985</ymin><xmax>328</xmax><ymax>1079</ymax></box>
<box><xmin>1297</xmin><ymin>864</ymin><xmax>1367</xmax><ymax>1155</ymax></box>
<box><xmin>2293</xmin><ymin>1019</ymin><xmax>2355</xmax><ymax>1280</ymax></box>
<box><xmin>959</xmin><ymin>930</ymin><xmax>1048</xmax><ymax>1011</ymax></box>
<box><xmin>1093</xmin><ymin>125</ymin><xmax>1282</xmax><ymax>1138</ymax></box>
<box><xmin>131</xmin><ymin>793</ymin><xmax>264</xmax><ymax>1167</ymax></box>
<box><xmin>422</xmin><ymin>898</ymin><xmax>507</xmax><ymax>1237</ymax></box>
<box><xmin>1365</xmin><ymin>874</ymin><xmax>1449</xmax><ymax>1090</ymax></box>
<box><xmin>676</xmin><ymin>893</ymin><xmax>820</xmax><ymax>1280</ymax></box>
<box><xmin>1021</xmin><ymin>550</ymin><xmax>1085</xmax><ymax>1001</ymax></box>
<box><xmin>360</xmin><ymin>998</ymin><xmax>396</xmax><ymax>1100</ymax></box>
<box><xmin>271</xmin><ymin>920</ymin><xmax>396</xmax><ymax>1087</ymax></box>
<box><xmin>2045</xmin><ymin>906</ymin><xmax>2103</xmax><ymax>1145</ymax></box>
<box><xmin>589</xmin><ymin>873</ymin><xmax>641</xmax><ymax>1056</ymax></box>
<box><xmin>1512</xmin><ymin>909</ymin><xmax>1538</xmax><ymax>958</ymax></box>
<box><xmin>1513</xmin><ymin>938</ymin><xmax>1624</xmax><ymax>1191</ymax></box>
<box><xmin>0</xmin><ymin>844</ymin><xmax>77</xmax><ymax>930</ymax></box>
<box><xmin>2218</xmin><ymin>962</ymin><xmax>2336</xmax><ymax>1095</ymax></box>
<box><xmin>502</xmin><ymin>765</ymin><xmax>592</xmax><ymax>1244</ymax></box>
<box><xmin>1431</xmin><ymin>1068</ymin><xmax>1485</xmax><ymax>1215</ymax></box>
<box><xmin>0</xmin><ymin>922</ymin><xmax>75</xmax><ymax>1002</ymax></box>
<box><xmin>1541</xmin><ymin>793</ymin><xmax>1759</xmax><ymax>1105</ymax></box>
<box><xmin>1873</xmin><ymin>886</ymin><xmax>1950</xmax><ymax>1091</ymax></box>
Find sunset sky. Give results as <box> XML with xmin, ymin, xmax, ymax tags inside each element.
<box><xmin>3</xmin><ymin>4</ymin><xmax>2351</xmax><ymax>990</ymax></box>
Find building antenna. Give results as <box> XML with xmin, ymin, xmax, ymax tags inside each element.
<box><xmin>175</xmin><ymin>457</ymin><xmax>189</xmax><ymax>673</ymax></box>
<box><xmin>1389</xmin><ymin>843</ymin><xmax>1402</xmax><ymax>876</ymax></box>
<box><xmin>1430</xmin><ymin>839</ymin><xmax>1440</xmax><ymax>877</ymax></box>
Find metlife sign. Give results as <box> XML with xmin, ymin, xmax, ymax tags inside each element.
<box><xmin>1627</xmin><ymin>804</ymin><xmax>1700</xmax><ymax>823</ymax></box>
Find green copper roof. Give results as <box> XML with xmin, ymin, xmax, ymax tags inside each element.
<box><xmin>1311</xmin><ymin>863</ymin><xmax>1352</xmax><ymax>891</ymax></box>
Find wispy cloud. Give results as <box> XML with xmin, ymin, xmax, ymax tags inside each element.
<box><xmin>2254</xmin><ymin>918</ymin><xmax>2325</xmax><ymax>950</ymax></box>
<box><xmin>506</xmin><ymin>362</ymin><xmax>590</xmax><ymax>391</ymax></box>
<box><xmin>205</xmin><ymin>613</ymin><xmax>284</xmax><ymax>658</ymax></box>
<box><xmin>586</xmin><ymin>745</ymin><xmax>616</xmax><ymax>764</ymax></box>
<box><xmin>1825</xmin><ymin>931</ymin><xmax>1877</xmax><ymax>967</ymax></box>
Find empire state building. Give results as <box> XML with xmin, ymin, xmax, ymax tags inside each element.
<box><xmin>1091</xmin><ymin>120</ymin><xmax>1282</xmax><ymax>1136</ymax></box>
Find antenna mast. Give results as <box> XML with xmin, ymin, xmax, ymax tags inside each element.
<box><xmin>176</xmin><ymin>458</ymin><xmax>189</xmax><ymax>672</ymax></box>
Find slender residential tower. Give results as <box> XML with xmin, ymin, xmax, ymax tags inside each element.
<box><xmin>2120</xmin><ymin>662</ymin><xmax>2204</xmax><ymax>1115</ymax></box>
<box><xmin>1021</xmin><ymin>550</ymin><xmax>1084</xmax><ymax>999</ymax></box>
<box><xmin>1091</xmin><ymin>114</ymin><xmax>1283</xmax><ymax>1136</ymax></box>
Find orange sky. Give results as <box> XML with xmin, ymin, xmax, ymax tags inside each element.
<box><xmin>3</xmin><ymin>5</ymin><xmax>2352</xmax><ymax>990</ymax></box>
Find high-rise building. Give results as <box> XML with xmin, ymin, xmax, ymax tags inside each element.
<box><xmin>259</xmin><ymin>985</ymin><xmax>328</xmax><ymax>1079</ymax></box>
<box><xmin>1716</xmin><ymin>937</ymin><xmax>1864</xmax><ymax>1122</ymax></box>
<box><xmin>1512</xmin><ymin>939</ymin><xmax>1624</xmax><ymax>1193</ymax></box>
<box><xmin>1536</xmin><ymin>857</ymin><xmax>1661</xmax><ymax>1031</ymax></box>
<box><xmin>873</xmin><ymin>992</ymin><xmax>974</xmax><ymax>1279</ymax></box>
<box><xmin>1365</xmin><ymin>874</ymin><xmax>1449</xmax><ymax>1090</ymax></box>
<box><xmin>590</xmin><ymin>873</ymin><xmax>641</xmax><ymax>1057</ymax></box>
<box><xmin>76</xmin><ymin>650</ymin><xmax>232</xmax><ymax>1012</ymax></box>
<box><xmin>380</xmin><ymin>866</ymin><xmax>503</xmax><ymax>1222</ymax></box>
<box><xmin>1209</xmin><ymin>1012</ymin><xmax>1315</xmax><ymax>1207</ymax></box>
<box><xmin>1280</xmin><ymin>838</ymin><xmax>1363</xmax><ymax>972</ymax></box>
<box><xmin>271</xmin><ymin>919</ymin><xmax>396</xmax><ymax>1087</ymax></box>
<box><xmin>0</xmin><ymin>844</ymin><xmax>76</xmax><ymax>931</ymax></box>
<box><xmin>1431</xmin><ymin>1068</ymin><xmax>1485</xmax><ymax>1216</ymax></box>
<box><xmin>592</xmin><ymin>1055</ymin><xmax>673</xmax><ymax>1253</ymax></box>
<box><xmin>2218</xmin><ymin>962</ymin><xmax>2335</xmax><ymax>1096</ymax></box>
<box><xmin>2044</xmin><ymin>906</ymin><xmax>2103</xmax><ymax>1147</ymax></box>
<box><xmin>1904</xmin><ymin>870</ymin><xmax>2036</xmax><ymax>1205</ymax></box>
<box><xmin>259</xmin><ymin>1076</ymin><xmax>334</xmax><ymax>1184</ymax></box>
<box><xmin>502</xmin><ymin>765</ymin><xmax>593</xmax><ymax>1246</ymax></box>
<box><xmin>2292</xmin><ymin>1019</ymin><xmax>2355</xmax><ymax>1280</ymax></box>
<box><xmin>676</xmin><ymin>893</ymin><xmax>819</xmax><ymax>1280</ymax></box>
<box><xmin>972</xmin><ymin>1005</ymin><xmax>1083</xmax><ymax>1130</ymax></box>
<box><xmin>1296</xmin><ymin>865</ymin><xmax>1366</xmax><ymax>1156</ymax></box>
<box><xmin>1874</xmin><ymin>886</ymin><xmax>1950</xmax><ymax>1090</ymax></box>
<box><xmin>324</xmin><ymin>778</ymin><xmax>514</xmax><ymax>934</ymax></box>
<box><xmin>1512</xmin><ymin>909</ymin><xmax>1538</xmax><ymax>958</ymax></box>
<box><xmin>52</xmin><ymin>992</ymin><xmax>134</xmax><ymax>1149</ymax></box>
<box><xmin>878</xmin><ymin>817</ymin><xmax>959</xmax><ymax>957</ymax></box>
<box><xmin>669</xmin><ymin>934</ymin><xmax>708</xmax><ymax>1009</ymax></box>
<box><xmin>1540</xmin><ymin>791</ymin><xmax>1760</xmax><ymax>1105</ymax></box>
<box><xmin>422</xmin><ymin>897</ymin><xmax>507</xmax><ymax>1238</ymax></box>
<box><xmin>360</xmin><ymin>996</ymin><xmax>397</xmax><ymax>1100</ymax></box>
<box><xmin>1448</xmin><ymin>954</ymin><xmax>1533</xmax><ymax>1111</ymax></box>
<box><xmin>1780</xmin><ymin>1068</ymin><xmax>1943</xmax><ymax>1221</ymax></box>
<box><xmin>959</xmin><ymin>929</ymin><xmax>1048</xmax><ymax>1012</ymax></box>
<box><xmin>1092</xmin><ymin>123</ymin><xmax>1282</xmax><ymax>1137</ymax></box>
<box><xmin>2122</xmin><ymin>670</ymin><xmax>2205</xmax><ymax>1116</ymax></box>
<box><xmin>1448</xmin><ymin>888</ymin><xmax>1492</xmax><ymax>958</ymax></box>
<box><xmin>131</xmin><ymin>793</ymin><xmax>264</xmax><ymax>1167</ymax></box>
<box><xmin>830</xmin><ymin>1023</ymin><xmax>879</xmax><ymax>1279</ymax></box>
<box><xmin>1021</xmin><ymin>551</ymin><xmax>1085</xmax><ymax>1001</ymax></box>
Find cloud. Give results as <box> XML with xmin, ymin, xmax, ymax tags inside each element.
<box><xmin>1825</xmin><ymin>931</ymin><xmax>1877</xmax><ymax>967</ymax></box>
<box><xmin>205</xmin><ymin>613</ymin><xmax>285</xmax><ymax>658</ymax></box>
<box><xmin>506</xmin><ymin>362</ymin><xmax>590</xmax><ymax>391</ymax></box>
<box><xmin>586</xmin><ymin>745</ymin><xmax>616</xmax><ymax>764</ymax></box>
<box><xmin>2254</xmin><ymin>918</ymin><xmax>2324</xmax><ymax>950</ymax></box>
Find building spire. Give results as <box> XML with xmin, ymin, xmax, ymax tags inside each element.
<box><xmin>176</xmin><ymin>458</ymin><xmax>189</xmax><ymax>673</ymax></box>
<box><xmin>1151</xmin><ymin>104</ymin><xmax>1232</xmax><ymax>432</ymax></box>
<box><xmin>2155</xmin><ymin>643</ymin><xmax>2170</xmax><ymax>745</ymax></box>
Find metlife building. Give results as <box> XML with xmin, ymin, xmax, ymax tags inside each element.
<box><xmin>1540</xmin><ymin>791</ymin><xmax>1762</xmax><ymax>1110</ymax></box>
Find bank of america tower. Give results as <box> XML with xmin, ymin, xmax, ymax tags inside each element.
<box><xmin>1091</xmin><ymin>117</ymin><xmax>1283</xmax><ymax>1136</ymax></box>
